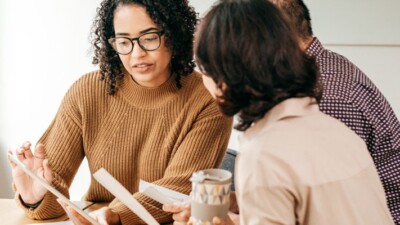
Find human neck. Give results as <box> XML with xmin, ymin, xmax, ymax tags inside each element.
<box><xmin>299</xmin><ymin>36</ymin><xmax>314</xmax><ymax>51</ymax></box>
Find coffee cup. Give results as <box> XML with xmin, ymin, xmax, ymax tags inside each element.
<box><xmin>190</xmin><ymin>168</ymin><xmax>232</xmax><ymax>225</ymax></box>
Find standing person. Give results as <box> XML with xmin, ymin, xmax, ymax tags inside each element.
<box><xmin>268</xmin><ymin>0</ymin><xmax>400</xmax><ymax>223</ymax></box>
<box><xmin>165</xmin><ymin>0</ymin><xmax>395</xmax><ymax>224</ymax></box>
<box><xmin>7</xmin><ymin>0</ymin><xmax>232</xmax><ymax>224</ymax></box>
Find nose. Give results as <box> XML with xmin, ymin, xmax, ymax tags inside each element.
<box><xmin>130</xmin><ymin>41</ymin><xmax>146</xmax><ymax>58</ymax></box>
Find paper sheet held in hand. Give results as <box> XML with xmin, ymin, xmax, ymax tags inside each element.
<box><xmin>139</xmin><ymin>180</ymin><xmax>190</xmax><ymax>205</ymax></box>
<box><xmin>93</xmin><ymin>168</ymin><xmax>160</xmax><ymax>225</ymax></box>
<box><xmin>8</xmin><ymin>153</ymin><xmax>100</xmax><ymax>225</ymax></box>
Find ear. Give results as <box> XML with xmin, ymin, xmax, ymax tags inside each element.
<box><xmin>216</xmin><ymin>82</ymin><xmax>227</xmax><ymax>100</ymax></box>
<box><xmin>218</xmin><ymin>82</ymin><xmax>227</xmax><ymax>94</ymax></box>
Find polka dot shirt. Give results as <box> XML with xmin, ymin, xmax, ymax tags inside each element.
<box><xmin>307</xmin><ymin>37</ymin><xmax>400</xmax><ymax>224</ymax></box>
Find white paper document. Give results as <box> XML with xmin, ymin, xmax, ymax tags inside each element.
<box><xmin>93</xmin><ymin>168</ymin><xmax>160</xmax><ymax>225</ymax></box>
<box><xmin>8</xmin><ymin>153</ymin><xmax>100</xmax><ymax>225</ymax></box>
<box><xmin>139</xmin><ymin>179</ymin><xmax>190</xmax><ymax>204</ymax></box>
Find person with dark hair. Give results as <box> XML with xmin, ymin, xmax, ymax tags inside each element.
<box><xmin>164</xmin><ymin>0</ymin><xmax>395</xmax><ymax>224</ymax></box>
<box><xmin>7</xmin><ymin>0</ymin><xmax>232</xmax><ymax>224</ymax></box>
<box><xmin>268</xmin><ymin>0</ymin><xmax>400</xmax><ymax>223</ymax></box>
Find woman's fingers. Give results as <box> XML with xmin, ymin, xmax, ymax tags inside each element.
<box><xmin>15</xmin><ymin>147</ymin><xmax>26</xmax><ymax>161</ymax></box>
<box><xmin>22</xmin><ymin>141</ymin><xmax>34</xmax><ymax>159</ymax></box>
<box><xmin>7</xmin><ymin>150</ymin><xmax>17</xmax><ymax>168</ymax></box>
<box><xmin>163</xmin><ymin>202</ymin><xmax>190</xmax><ymax>213</ymax></box>
<box><xmin>89</xmin><ymin>206</ymin><xmax>121</xmax><ymax>225</ymax></box>
<box><xmin>164</xmin><ymin>202</ymin><xmax>191</xmax><ymax>224</ymax></box>
<box><xmin>57</xmin><ymin>199</ymin><xmax>90</xmax><ymax>225</ymax></box>
<box><xmin>8</xmin><ymin>142</ymin><xmax>48</xmax><ymax>204</ymax></box>
<box><xmin>43</xmin><ymin>159</ymin><xmax>53</xmax><ymax>183</ymax></box>
<box><xmin>213</xmin><ymin>217</ymin><xmax>222</xmax><ymax>224</ymax></box>
<box><xmin>33</xmin><ymin>143</ymin><xmax>47</xmax><ymax>170</ymax></box>
<box><xmin>173</xmin><ymin>222</ymin><xmax>187</xmax><ymax>225</ymax></box>
<box><xmin>212</xmin><ymin>215</ymin><xmax>236</xmax><ymax>225</ymax></box>
<box><xmin>172</xmin><ymin>206</ymin><xmax>191</xmax><ymax>223</ymax></box>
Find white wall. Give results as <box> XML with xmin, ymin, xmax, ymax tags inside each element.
<box><xmin>0</xmin><ymin>0</ymin><xmax>99</xmax><ymax>199</ymax></box>
<box><xmin>327</xmin><ymin>45</ymin><xmax>400</xmax><ymax>117</ymax></box>
<box><xmin>305</xmin><ymin>0</ymin><xmax>400</xmax><ymax>45</ymax></box>
<box><xmin>1</xmin><ymin>0</ymin><xmax>399</xmax><ymax>200</ymax></box>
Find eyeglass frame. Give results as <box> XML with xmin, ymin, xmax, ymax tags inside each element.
<box><xmin>108</xmin><ymin>30</ymin><xmax>165</xmax><ymax>55</ymax></box>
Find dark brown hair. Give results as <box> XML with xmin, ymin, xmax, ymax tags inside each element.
<box><xmin>195</xmin><ymin>0</ymin><xmax>321</xmax><ymax>131</ymax></box>
<box><xmin>269</xmin><ymin>0</ymin><xmax>313</xmax><ymax>41</ymax></box>
<box><xmin>91</xmin><ymin>0</ymin><xmax>197</xmax><ymax>95</ymax></box>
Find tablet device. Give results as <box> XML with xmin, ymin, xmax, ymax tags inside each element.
<box><xmin>93</xmin><ymin>168</ymin><xmax>160</xmax><ymax>225</ymax></box>
<box><xmin>8</xmin><ymin>153</ymin><xmax>101</xmax><ymax>225</ymax></box>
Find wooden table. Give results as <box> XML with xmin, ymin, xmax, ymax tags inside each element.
<box><xmin>0</xmin><ymin>198</ymin><xmax>101</xmax><ymax>224</ymax></box>
<box><xmin>1</xmin><ymin>199</ymin><xmax>173</xmax><ymax>225</ymax></box>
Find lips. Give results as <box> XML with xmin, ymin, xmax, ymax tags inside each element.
<box><xmin>131</xmin><ymin>63</ymin><xmax>153</xmax><ymax>72</ymax></box>
<box><xmin>132</xmin><ymin>63</ymin><xmax>151</xmax><ymax>68</ymax></box>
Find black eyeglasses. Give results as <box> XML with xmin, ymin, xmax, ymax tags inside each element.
<box><xmin>108</xmin><ymin>31</ymin><xmax>164</xmax><ymax>55</ymax></box>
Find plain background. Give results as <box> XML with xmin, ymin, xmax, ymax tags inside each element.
<box><xmin>1</xmin><ymin>0</ymin><xmax>399</xmax><ymax>200</ymax></box>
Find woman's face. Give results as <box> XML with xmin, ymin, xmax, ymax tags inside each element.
<box><xmin>113</xmin><ymin>4</ymin><xmax>172</xmax><ymax>87</ymax></box>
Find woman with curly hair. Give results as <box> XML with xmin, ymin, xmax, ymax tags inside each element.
<box><xmin>7</xmin><ymin>0</ymin><xmax>232</xmax><ymax>224</ymax></box>
<box><xmin>165</xmin><ymin>0</ymin><xmax>394</xmax><ymax>224</ymax></box>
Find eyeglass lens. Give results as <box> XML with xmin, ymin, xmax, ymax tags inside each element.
<box><xmin>111</xmin><ymin>32</ymin><xmax>161</xmax><ymax>54</ymax></box>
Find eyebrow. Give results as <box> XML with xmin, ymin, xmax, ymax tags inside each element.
<box><xmin>115</xmin><ymin>27</ymin><xmax>159</xmax><ymax>36</ymax></box>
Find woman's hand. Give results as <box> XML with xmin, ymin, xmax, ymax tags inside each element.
<box><xmin>209</xmin><ymin>214</ymin><xmax>237</xmax><ymax>225</ymax></box>
<box><xmin>163</xmin><ymin>202</ymin><xmax>239</xmax><ymax>225</ymax></box>
<box><xmin>163</xmin><ymin>202</ymin><xmax>191</xmax><ymax>225</ymax></box>
<box><xmin>7</xmin><ymin>142</ymin><xmax>52</xmax><ymax>205</ymax></box>
<box><xmin>57</xmin><ymin>200</ymin><xmax>121</xmax><ymax>225</ymax></box>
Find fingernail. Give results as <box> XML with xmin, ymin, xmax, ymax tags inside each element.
<box><xmin>213</xmin><ymin>217</ymin><xmax>221</xmax><ymax>224</ymax></box>
<box><xmin>18</xmin><ymin>148</ymin><xmax>24</xmax><ymax>154</ymax></box>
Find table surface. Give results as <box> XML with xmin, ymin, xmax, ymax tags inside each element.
<box><xmin>1</xmin><ymin>199</ymin><xmax>173</xmax><ymax>225</ymax></box>
<box><xmin>0</xmin><ymin>198</ymin><xmax>105</xmax><ymax>225</ymax></box>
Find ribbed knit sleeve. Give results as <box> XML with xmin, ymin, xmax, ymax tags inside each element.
<box><xmin>109</xmin><ymin>98</ymin><xmax>233</xmax><ymax>224</ymax></box>
<box><xmin>14</xmin><ymin>73</ymin><xmax>97</xmax><ymax>219</ymax></box>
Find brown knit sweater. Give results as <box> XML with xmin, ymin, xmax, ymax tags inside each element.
<box><xmin>15</xmin><ymin>70</ymin><xmax>233</xmax><ymax>224</ymax></box>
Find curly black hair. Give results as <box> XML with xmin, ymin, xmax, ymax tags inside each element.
<box><xmin>91</xmin><ymin>0</ymin><xmax>197</xmax><ymax>95</ymax></box>
<box><xmin>195</xmin><ymin>0</ymin><xmax>321</xmax><ymax>131</ymax></box>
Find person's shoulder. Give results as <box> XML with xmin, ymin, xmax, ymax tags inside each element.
<box><xmin>310</xmin><ymin>37</ymin><xmax>355</xmax><ymax>70</ymax></box>
<box><xmin>319</xmin><ymin>48</ymin><xmax>355</xmax><ymax>71</ymax></box>
<box><xmin>318</xmin><ymin>47</ymin><xmax>383</xmax><ymax>97</ymax></box>
<box><xmin>181</xmin><ymin>70</ymin><xmax>213</xmax><ymax>101</ymax></box>
<box><xmin>70</xmin><ymin>70</ymin><xmax>104</xmax><ymax>89</ymax></box>
<box><xmin>63</xmin><ymin>70</ymin><xmax>108</xmax><ymax>103</ymax></box>
<box><xmin>184</xmin><ymin>70</ymin><xmax>203</xmax><ymax>85</ymax></box>
<box><xmin>67</xmin><ymin>70</ymin><xmax>106</xmax><ymax>93</ymax></box>
<box><xmin>312</xmin><ymin>38</ymin><xmax>378</xmax><ymax>94</ymax></box>
<box><xmin>178</xmin><ymin>71</ymin><xmax>229</xmax><ymax>119</ymax></box>
<box><xmin>186</xmin><ymin>70</ymin><xmax>211</xmax><ymax>94</ymax></box>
